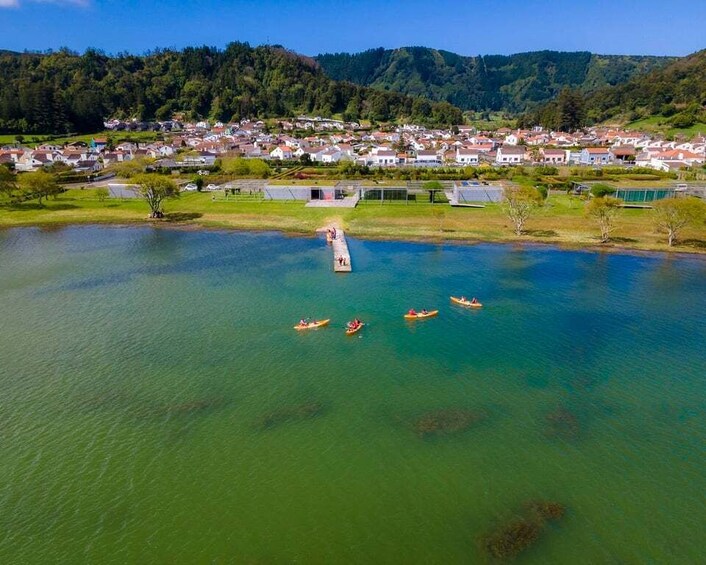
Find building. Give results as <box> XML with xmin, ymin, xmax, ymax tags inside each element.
<box><xmin>580</xmin><ymin>148</ymin><xmax>613</xmax><ymax>165</ymax></box>
<box><xmin>415</xmin><ymin>150</ymin><xmax>441</xmax><ymax>165</ymax></box>
<box><xmin>495</xmin><ymin>146</ymin><xmax>525</xmax><ymax>165</ymax></box>
<box><xmin>455</xmin><ymin>148</ymin><xmax>480</xmax><ymax>165</ymax></box>
<box><xmin>541</xmin><ymin>149</ymin><xmax>567</xmax><ymax>165</ymax></box>
<box><xmin>269</xmin><ymin>146</ymin><xmax>294</xmax><ymax>160</ymax></box>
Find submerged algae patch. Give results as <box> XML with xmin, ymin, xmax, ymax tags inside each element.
<box><xmin>257</xmin><ymin>401</ymin><xmax>326</xmax><ymax>430</ymax></box>
<box><xmin>481</xmin><ymin>500</ymin><xmax>567</xmax><ymax>560</ymax></box>
<box><xmin>411</xmin><ymin>408</ymin><xmax>487</xmax><ymax>439</ymax></box>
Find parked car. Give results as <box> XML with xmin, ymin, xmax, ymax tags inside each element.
<box><xmin>206</xmin><ymin>184</ymin><xmax>219</xmax><ymax>191</ymax></box>
<box><xmin>183</xmin><ymin>183</ymin><xmax>198</xmax><ymax>191</ymax></box>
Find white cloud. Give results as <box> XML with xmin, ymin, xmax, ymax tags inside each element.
<box><xmin>0</xmin><ymin>0</ymin><xmax>90</xmax><ymax>8</ymax></box>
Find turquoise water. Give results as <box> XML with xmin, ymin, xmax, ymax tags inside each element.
<box><xmin>0</xmin><ymin>226</ymin><xmax>704</xmax><ymax>564</ymax></box>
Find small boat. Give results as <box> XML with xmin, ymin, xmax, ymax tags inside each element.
<box><xmin>345</xmin><ymin>322</ymin><xmax>365</xmax><ymax>336</ymax></box>
<box><xmin>294</xmin><ymin>319</ymin><xmax>330</xmax><ymax>331</ymax></box>
<box><xmin>450</xmin><ymin>296</ymin><xmax>483</xmax><ymax>308</ymax></box>
<box><xmin>404</xmin><ymin>310</ymin><xmax>439</xmax><ymax>320</ymax></box>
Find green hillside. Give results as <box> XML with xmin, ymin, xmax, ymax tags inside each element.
<box><xmin>521</xmin><ymin>49</ymin><xmax>706</xmax><ymax>131</ymax></box>
<box><xmin>0</xmin><ymin>44</ymin><xmax>462</xmax><ymax>134</ymax></box>
<box><xmin>316</xmin><ymin>47</ymin><xmax>674</xmax><ymax>113</ymax></box>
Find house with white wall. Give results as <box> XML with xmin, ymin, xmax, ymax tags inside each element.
<box><xmin>495</xmin><ymin>146</ymin><xmax>525</xmax><ymax>165</ymax></box>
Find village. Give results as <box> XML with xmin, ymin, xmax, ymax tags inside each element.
<box><xmin>2</xmin><ymin>116</ymin><xmax>706</xmax><ymax>176</ymax></box>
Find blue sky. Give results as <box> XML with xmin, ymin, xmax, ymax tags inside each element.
<box><xmin>1</xmin><ymin>0</ymin><xmax>705</xmax><ymax>57</ymax></box>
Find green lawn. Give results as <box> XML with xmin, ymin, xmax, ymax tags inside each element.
<box><xmin>626</xmin><ymin>117</ymin><xmax>706</xmax><ymax>137</ymax></box>
<box><xmin>1</xmin><ymin>189</ymin><xmax>704</xmax><ymax>253</ymax></box>
<box><xmin>0</xmin><ymin>130</ymin><xmax>163</xmax><ymax>148</ymax></box>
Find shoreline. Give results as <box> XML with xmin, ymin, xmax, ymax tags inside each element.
<box><xmin>3</xmin><ymin>216</ymin><xmax>705</xmax><ymax>260</ymax></box>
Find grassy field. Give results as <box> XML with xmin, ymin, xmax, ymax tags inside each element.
<box><xmin>625</xmin><ymin>116</ymin><xmax>706</xmax><ymax>138</ymax></box>
<box><xmin>1</xmin><ymin>189</ymin><xmax>704</xmax><ymax>254</ymax></box>
<box><xmin>0</xmin><ymin>130</ymin><xmax>162</xmax><ymax>147</ymax></box>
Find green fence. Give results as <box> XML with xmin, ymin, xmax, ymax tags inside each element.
<box><xmin>613</xmin><ymin>189</ymin><xmax>675</xmax><ymax>203</ymax></box>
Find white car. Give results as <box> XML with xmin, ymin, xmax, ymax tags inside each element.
<box><xmin>183</xmin><ymin>183</ymin><xmax>198</xmax><ymax>191</ymax></box>
<box><xmin>206</xmin><ymin>184</ymin><xmax>219</xmax><ymax>191</ymax></box>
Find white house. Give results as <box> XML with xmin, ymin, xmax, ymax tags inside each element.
<box><xmin>580</xmin><ymin>148</ymin><xmax>613</xmax><ymax>165</ymax></box>
<box><xmin>415</xmin><ymin>150</ymin><xmax>440</xmax><ymax>165</ymax></box>
<box><xmin>269</xmin><ymin>146</ymin><xmax>294</xmax><ymax>160</ymax></box>
<box><xmin>456</xmin><ymin>148</ymin><xmax>480</xmax><ymax>165</ymax></box>
<box><xmin>370</xmin><ymin>149</ymin><xmax>397</xmax><ymax>167</ymax></box>
<box><xmin>541</xmin><ymin>149</ymin><xmax>567</xmax><ymax>165</ymax></box>
<box><xmin>495</xmin><ymin>146</ymin><xmax>525</xmax><ymax>165</ymax></box>
<box><xmin>320</xmin><ymin>148</ymin><xmax>342</xmax><ymax>164</ymax></box>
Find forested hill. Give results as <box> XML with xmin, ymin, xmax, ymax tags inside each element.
<box><xmin>316</xmin><ymin>47</ymin><xmax>674</xmax><ymax>113</ymax></box>
<box><xmin>0</xmin><ymin>43</ymin><xmax>462</xmax><ymax>134</ymax></box>
<box><xmin>520</xmin><ymin>49</ymin><xmax>706</xmax><ymax>131</ymax></box>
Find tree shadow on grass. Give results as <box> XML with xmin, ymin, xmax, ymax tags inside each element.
<box><xmin>525</xmin><ymin>229</ymin><xmax>558</xmax><ymax>238</ymax></box>
<box><xmin>3</xmin><ymin>202</ymin><xmax>79</xmax><ymax>211</ymax></box>
<box><xmin>610</xmin><ymin>236</ymin><xmax>638</xmax><ymax>244</ymax></box>
<box><xmin>164</xmin><ymin>212</ymin><xmax>203</xmax><ymax>223</ymax></box>
<box><xmin>679</xmin><ymin>239</ymin><xmax>706</xmax><ymax>250</ymax></box>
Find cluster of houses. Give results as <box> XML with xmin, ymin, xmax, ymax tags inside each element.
<box><xmin>2</xmin><ymin>117</ymin><xmax>705</xmax><ymax>174</ymax></box>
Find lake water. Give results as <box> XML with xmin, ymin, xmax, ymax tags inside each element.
<box><xmin>0</xmin><ymin>226</ymin><xmax>704</xmax><ymax>564</ymax></box>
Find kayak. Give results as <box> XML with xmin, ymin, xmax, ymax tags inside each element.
<box><xmin>345</xmin><ymin>323</ymin><xmax>365</xmax><ymax>336</ymax></box>
<box><xmin>404</xmin><ymin>310</ymin><xmax>439</xmax><ymax>320</ymax></box>
<box><xmin>294</xmin><ymin>319</ymin><xmax>330</xmax><ymax>331</ymax></box>
<box><xmin>450</xmin><ymin>296</ymin><xmax>483</xmax><ymax>308</ymax></box>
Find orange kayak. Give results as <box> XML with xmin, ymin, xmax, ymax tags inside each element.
<box><xmin>294</xmin><ymin>319</ymin><xmax>330</xmax><ymax>331</ymax></box>
<box><xmin>345</xmin><ymin>322</ymin><xmax>365</xmax><ymax>336</ymax></box>
<box><xmin>404</xmin><ymin>310</ymin><xmax>439</xmax><ymax>320</ymax></box>
<box><xmin>450</xmin><ymin>296</ymin><xmax>483</xmax><ymax>308</ymax></box>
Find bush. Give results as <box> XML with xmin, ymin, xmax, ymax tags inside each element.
<box><xmin>590</xmin><ymin>183</ymin><xmax>616</xmax><ymax>197</ymax></box>
<box><xmin>670</xmin><ymin>112</ymin><xmax>696</xmax><ymax>129</ymax></box>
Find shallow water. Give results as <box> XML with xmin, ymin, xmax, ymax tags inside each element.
<box><xmin>0</xmin><ymin>226</ymin><xmax>704</xmax><ymax>564</ymax></box>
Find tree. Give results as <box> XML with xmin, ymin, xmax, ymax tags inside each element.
<box><xmin>299</xmin><ymin>153</ymin><xmax>312</xmax><ymax>165</ymax></box>
<box><xmin>132</xmin><ymin>174</ymin><xmax>179</xmax><ymax>217</ymax></box>
<box><xmin>555</xmin><ymin>88</ymin><xmax>586</xmax><ymax>132</ymax></box>
<box><xmin>0</xmin><ymin>165</ymin><xmax>17</xmax><ymax>200</ymax></box>
<box><xmin>652</xmin><ymin>197</ymin><xmax>706</xmax><ymax>247</ymax></box>
<box><xmin>221</xmin><ymin>156</ymin><xmax>250</xmax><ymax>176</ymax></box>
<box><xmin>423</xmin><ymin>180</ymin><xmax>443</xmax><ymax>204</ymax></box>
<box><xmin>504</xmin><ymin>185</ymin><xmax>542</xmax><ymax>235</ymax></box>
<box><xmin>95</xmin><ymin>187</ymin><xmax>109</xmax><ymax>202</ymax></box>
<box><xmin>590</xmin><ymin>183</ymin><xmax>617</xmax><ymax>198</ymax></box>
<box><xmin>586</xmin><ymin>196</ymin><xmax>621</xmax><ymax>243</ymax></box>
<box><xmin>18</xmin><ymin>171</ymin><xmax>62</xmax><ymax>205</ymax></box>
<box><xmin>113</xmin><ymin>158</ymin><xmax>153</xmax><ymax>179</ymax></box>
<box><xmin>431</xmin><ymin>206</ymin><xmax>446</xmax><ymax>234</ymax></box>
<box><xmin>193</xmin><ymin>176</ymin><xmax>204</xmax><ymax>191</ymax></box>
<box><xmin>248</xmin><ymin>159</ymin><xmax>270</xmax><ymax>179</ymax></box>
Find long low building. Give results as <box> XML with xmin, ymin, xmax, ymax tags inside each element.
<box><xmin>263</xmin><ymin>185</ymin><xmax>343</xmax><ymax>201</ymax></box>
<box><xmin>452</xmin><ymin>181</ymin><xmax>504</xmax><ymax>203</ymax></box>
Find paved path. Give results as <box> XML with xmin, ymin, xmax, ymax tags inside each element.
<box><xmin>330</xmin><ymin>230</ymin><xmax>352</xmax><ymax>272</ymax></box>
<box><xmin>305</xmin><ymin>194</ymin><xmax>359</xmax><ymax>208</ymax></box>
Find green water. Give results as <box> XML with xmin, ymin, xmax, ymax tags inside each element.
<box><xmin>0</xmin><ymin>226</ymin><xmax>704</xmax><ymax>564</ymax></box>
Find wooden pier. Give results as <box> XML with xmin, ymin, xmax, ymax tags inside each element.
<box><xmin>330</xmin><ymin>230</ymin><xmax>352</xmax><ymax>273</ymax></box>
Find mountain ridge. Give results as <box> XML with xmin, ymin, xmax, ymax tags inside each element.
<box><xmin>0</xmin><ymin>43</ymin><xmax>463</xmax><ymax>134</ymax></box>
<box><xmin>520</xmin><ymin>48</ymin><xmax>706</xmax><ymax>131</ymax></box>
<box><xmin>316</xmin><ymin>47</ymin><xmax>675</xmax><ymax>113</ymax></box>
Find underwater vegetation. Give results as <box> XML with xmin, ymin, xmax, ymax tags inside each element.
<box><xmin>151</xmin><ymin>398</ymin><xmax>228</xmax><ymax>418</ymax></box>
<box><xmin>481</xmin><ymin>500</ymin><xmax>567</xmax><ymax>560</ymax></box>
<box><xmin>257</xmin><ymin>401</ymin><xmax>325</xmax><ymax>430</ymax></box>
<box><xmin>412</xmin><ymin>408</ymin><xmax>487</xmax><ymax>438</ymax></box>
<box><xmin>79</xmin><ymin>391</ymin><xmax>228</xmax><ymax>421</ymax></box>
<box><xmin>543</xmin><ymin>407</ymin><xmax>581</xmax><ymax>441</ymax></box>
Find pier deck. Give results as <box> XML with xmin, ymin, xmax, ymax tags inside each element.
<box><xmin>330</xmin><ymin>230</ymin><xmax>352</xmax><ymax>273</ymax></box>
